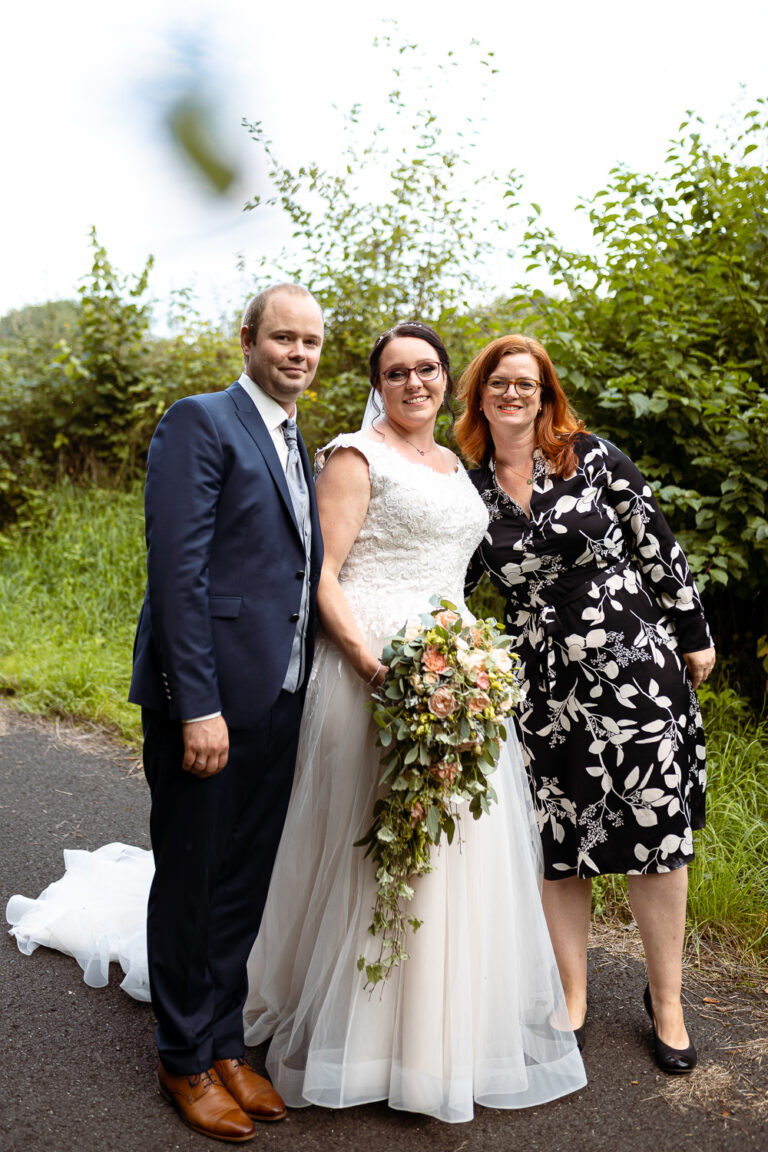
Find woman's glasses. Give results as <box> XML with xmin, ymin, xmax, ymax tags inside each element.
<box><xmin>485</xmin><ymin>377</ymin><xmax>540</xmax><ymax>397</ymax></box>
<box><xmin>379</xmin><ymin>361</ymin><xmax>442</xmax><ymax>387</ymax></box>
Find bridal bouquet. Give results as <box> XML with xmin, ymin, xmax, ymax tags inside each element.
<box><xmin>355</xmin><ymin>597</ymin><xmax>523</xmax><ymax>988</ymax></box>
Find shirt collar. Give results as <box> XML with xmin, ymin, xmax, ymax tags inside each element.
<box><xmin>238</xmin><ymin>372</ymin><xmax>296</xmax><ymax>431</ymax></box>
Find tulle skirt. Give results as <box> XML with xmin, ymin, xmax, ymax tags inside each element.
<box><xmin>6</xmin><ymin>842</ymin><xmax>152</xmax><ymax>1002</ymax></box>
<box><xmin>242</xmin><ymin>633</ymin><xmax>586</xmax><ymax>1123</ymax></box>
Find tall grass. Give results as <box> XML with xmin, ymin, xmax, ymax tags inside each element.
<box><xmin>593</xmin><ymin>684</ymin><xmax>768</xmax><ymax>965</ymax></box>
<box><xmin>687</xmin><ymin>685</ymin><xmax>768</xmax><ymax>960</ymax></box>
<box><xmin>1</xmin><ymin>486</ymin><xmax>766</xmax><ymax>961</ymax></box>
<box><xmin>0</xmin><ymin>483</ymin><xmax>146</xmax><ymax>739</ymax></box>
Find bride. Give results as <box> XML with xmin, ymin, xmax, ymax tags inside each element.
<box><xmin>7</xmin><ymin>322</ymin><xmax>586</xmax><ymax>1124</ymax></box>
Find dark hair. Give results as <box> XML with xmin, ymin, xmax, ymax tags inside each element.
<box><xmin>455</xmin><ymin>333</ymin><xmax>586</xmax><ymax>476</ymax></box>
<box><xmin>368</xmin><ymin>321</ymin><xmax>454</xmax><ymax>418</ymax></box>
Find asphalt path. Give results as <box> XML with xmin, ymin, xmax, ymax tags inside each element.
<box><xmin>1</xmin><ymin>707</ymin><xmax>766</xmax><ymax>1152</ymax></box>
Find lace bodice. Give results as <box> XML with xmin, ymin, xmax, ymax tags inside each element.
<box><xmin>320</xmin><ymin>432</ymin><xmax>489</xmax><ymax>639</ymax></box>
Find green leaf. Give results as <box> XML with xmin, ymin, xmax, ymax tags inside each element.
<box><xmin>426</xmin><ymin>805</ymin><xmax>441</xmax><ymax>843</ymax></box>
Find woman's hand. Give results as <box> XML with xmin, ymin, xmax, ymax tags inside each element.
<box><xmin>365</xmin><ymin>660</ymin><xmax>387</xmax><ymax>689</ymax></box>
<box><xmin>682</xmin><ymin>646</ymin><xmax>716</xmax><ymax>690</ymax></box>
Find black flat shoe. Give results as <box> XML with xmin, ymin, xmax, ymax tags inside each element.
<box><xmin>643</xmin><ymin>983</ymin><xmax>697</xmax><ymax>1074</ymax></box>
<box><xmin>573</xmin><ymin>1017</ymin><xmax>587</xmax><ymax>1053</ymax></box>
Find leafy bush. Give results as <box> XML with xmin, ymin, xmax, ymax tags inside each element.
<box><xmin>0</xmin><ymin>235</ymin><xmax>240</xmax><ymax>538</ymax></box>
<box><xmin>242</xmin><ymin>37</ymin><xmax>517</xmax><ymax>450</ymax></box>
<box><xmin>500</xmin><ymin>102</ymin><xmax>768</xmax><ymax>681</ymax></box>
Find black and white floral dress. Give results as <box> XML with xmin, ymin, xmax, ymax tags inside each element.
<box><xmin>467</xmin><ymin>434</ymin><xmax>711</xmax><ymax>879</ymax></box>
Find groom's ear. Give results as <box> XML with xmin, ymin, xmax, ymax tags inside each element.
<box><xmin>240</xmin><ymin>325</ymin><xmax>252</xmax><ymax>356</ymax></box>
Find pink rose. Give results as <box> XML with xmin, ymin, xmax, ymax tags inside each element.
<box><xmin>461</xmin><ymin>651</ymin><xmax>486</xmax><ymax>673</ymax></box>
<box><xmin>422</xmin><ymin>646</ymin><xmax>449</xmax><ymax>674</ymax></box>
<box><xmin>428</xmin><ymin>686</ymin><xmax>459</xmax><ymax>717</ymax></box>
<box><xmin>467</xmin><ymin>692</ymin><xmax>491</xmax><ymax>713</ymax></box>
<box><xmin>474</xmin><ymin>670</ymin><xmax>490</xmax><ymax>690</ymax></box>
<box><xmin>410</xmin><ymin>800</ymin><xmax>425</xmax><ymax>827</ymax></box>
<box><xmin>435</xmin><ymin>609</ymin><xmax>460</xmax><ymax>628</ymax></box>
<box><xmin>430</xmin><ymin>761</ymin><xmax>458</xmax><ymax>784</ymax></box>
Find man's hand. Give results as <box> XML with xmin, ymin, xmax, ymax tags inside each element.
<box><xmin>682</xmin><ymin>647</ymin><xmax>716</xmax><ymax>690</ymax></box>
<box><xmin>182</xmin><ymin>716</ymin><xmax>230</xmax><ymax>777</ymax></box>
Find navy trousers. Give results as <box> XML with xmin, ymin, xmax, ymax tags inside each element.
<box><xmin>142</xmin><ymin>690</ymin><xmax>304</xmax><ymax>1075</ymax></box>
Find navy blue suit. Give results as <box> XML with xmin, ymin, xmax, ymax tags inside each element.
<box><xmin>129</xmin><ymin>381</ymin><xmax>322</xmax><ymax>1074</ymax></box>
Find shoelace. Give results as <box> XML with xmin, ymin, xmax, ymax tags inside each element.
<box><xmin>188</xmin><ymin>1069</ymin><xmax>218</xmax><ymax>1090</ymax></box>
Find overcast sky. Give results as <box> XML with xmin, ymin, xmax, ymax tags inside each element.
<box><xmin>2</xmin><ymin>0</ymin><xmax>766</xmax><ymax>327</ymax></box>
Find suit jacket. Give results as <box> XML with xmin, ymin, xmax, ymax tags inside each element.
<box><xmin>129</xmin><ymin>381</ymin><xmax>323</xmax><ymax>729</ymax></box>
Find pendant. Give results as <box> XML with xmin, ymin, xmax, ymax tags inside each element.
<box><xmin>526</xmin><ymin>478</ymin><xmax>533</xmax><ymax>486</ymax></box>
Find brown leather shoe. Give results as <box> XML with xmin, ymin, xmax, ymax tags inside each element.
<box><xmin>213</xmin><ymin>1057</ymin><xmax>287</xmax><ymax>1122</ymax></box>
<box><xmin>157</xmin><ymin>1063</ymin><xmax>255</xmax><ymax>1143</ymax></box>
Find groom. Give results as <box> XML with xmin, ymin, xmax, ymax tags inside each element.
<box><xmin>129</xmin><ymin>284</ymin><xmax>324</xmax><ymax>1142</ymax></box>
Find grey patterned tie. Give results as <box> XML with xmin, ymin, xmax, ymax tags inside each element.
<box><xmin>281</xmin><ymin>418</ymin><xmax>310</xmax><ymax>527</ymax></box>
<box><xmin>281</xmin><ymin>418</ymin><xmax>311</xmax><ymax>693</ymax></box>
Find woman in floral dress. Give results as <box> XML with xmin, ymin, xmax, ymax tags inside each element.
<box><xmin>456</xmin><ymin>334</ymin><xmax>716</xmax><ymax>1074</ymax></box>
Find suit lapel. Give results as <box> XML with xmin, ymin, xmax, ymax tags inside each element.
<box><xmin>227</xmin><ymin>383</ymin><xmax>302</xmax><ymax>538</ymax></box>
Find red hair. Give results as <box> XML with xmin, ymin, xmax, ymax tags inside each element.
<box><xmin>455</xmin><ymin>334</ymin><xmax>587</xmax><ymax>477</ymax></box>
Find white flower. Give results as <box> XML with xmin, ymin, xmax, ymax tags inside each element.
<box><xmin>460</xmin><ymin>651</ymin><xmax>487</xmax><ymax>672</ymax></box>
<box><xmin>404</xmin><ymin>618</ymin><xmax>425</xmax><ymax>642</ymax></box>
<box><xmin>489</xmin><ymin>648</ymin><xmax>513</xmax><ymax>673</ymax></box>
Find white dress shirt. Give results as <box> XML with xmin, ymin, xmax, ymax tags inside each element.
<box><xmin>237</xmin><ymin>372</ymin><xmax>296</xmax><ymax>470</ymax></box>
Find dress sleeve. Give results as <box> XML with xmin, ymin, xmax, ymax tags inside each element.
<box><xmin>597</xmin><ymin>439</ymin><xmax>713</xmax><ymax>653</ymax></box>
<box><xmin>314</xmin><ymin>432</ymin><xmax>373</xmax><ymax>477</ymax></box>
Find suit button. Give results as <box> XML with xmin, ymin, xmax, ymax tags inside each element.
<box><xmin>290</xmin><ymin>612</ymin><xmax>300</xmax><ymax>622</ymax></box>
<box><xmin>296</xmin><ymin>570</ymin><xmax>305</xmax><ymax>579</ymax></box>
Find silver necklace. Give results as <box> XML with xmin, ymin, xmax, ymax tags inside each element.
<box><xmin>390</xmin><ymin>424</ymin><xmax>435</xmax><ymax>457</ymax></box>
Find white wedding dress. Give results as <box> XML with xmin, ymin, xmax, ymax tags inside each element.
<box><xmin>243</xmin><ymin>434</ymin><xmax>585</xmax><ymax>1120</ymax></box>
<box><xmin>6</xmin><ymin>432</ymin><xmax>586</xmax><ymax>1123</ymax></box>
